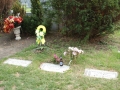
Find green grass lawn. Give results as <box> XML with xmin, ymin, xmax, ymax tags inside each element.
<box><xmin>0</xmin><ymin>24</ymin><xmax>120</xmax><ymax>90</ymax></box>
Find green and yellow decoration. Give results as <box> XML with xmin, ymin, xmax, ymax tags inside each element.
<box><xmin>35</xmin><ymin>25</ymin><xmax>46</xmax><ymax>49</ymax></box>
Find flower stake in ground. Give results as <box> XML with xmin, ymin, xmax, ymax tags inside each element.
<box><xmin>35</xmin><ymin>25</ymin><xmax>46</xmax><ymax>51</ymax></box>
<box><xmin>64</xmin><ymin>47</ymin><xmax>84</xmax><ymax>65</ymax></box>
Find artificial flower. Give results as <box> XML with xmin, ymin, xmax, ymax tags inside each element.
<box><xmin>40</xmin><ymin>32</ymin><xmax>44</xmax><ymax>36</ymax></box>
<box><xmin>41</xmin><ymin>38</ymin><xmax>45</xmax><ymax>44</ymax></box>
<box><xmin>35</xmin><ymin>25</ymin><xmax>46</xmax><ymax>45</ymax></box>
<box><xmin>63</xmin><ymin>52</ymin><xmax>67</xmax><ymax>56</ymax></box>
<box><xmin>36</xmin><ymin>25</ymin><xmax>46</xmax><ymax>33</ymax></box>
<box><xmin>3</xmin><ymin>16</ymin><xmax>23</xmax><ymax>33</ymax></box>
<box><xmin>72</xmin><ymin>51</ymin><xmax>77</xmax><ymax>56</ymax></box>
<box><xmin>64</xmin><ymin>47</ymin><xmax>84</xmax><ymax>65</ymax></box>
<box><xmin>64</xmin><ymin>47</ymin><xmax>84</xmax><ymax>60</ymax></box>
<box><xmin>78</xmin><ymin>49</ymin><xmax>84</xmax><ymax>54</ymax></box>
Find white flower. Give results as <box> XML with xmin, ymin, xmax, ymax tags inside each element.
<box><xmin>73</xmin><ymin>47</ymin><xmax>79</xmax><ymax>52</ymax></box>
<box><xmin>68</xmin><ymin>47</ymin><xmax>74</xmax><ymax>51</ymax></box>
<box><xmin>72</xmin><ymin>51</ymin><xmax>77</xmax><ymax>56</ymax></box>
<box><xmin>63</xmin><ymin>52</ymin><xmax>67</xmax><ymax>56</ymax></box>
<box><xmin>78</xmin><ymin>50</ymin><xmax>84</xmax><ymax>54</ymax></box>
<box><xmin>64</xmin><ymin>47</ymin><xmax>84</xmax><ymax>62</ymax></box>
<box><xmin>35</xmin><ymin>29</ymin><xmax>39</xmax><ymax>34</ymax></box>
<box><xmin>40</xmin><ymin>32</ymin><xmax>44</xmax><ymax>36</ymax></box>
<box><xmin>68</xmin><ymin>47</ymin><xmax>71</xmax><ymax>50</ymax></box>
<box><xmin>36</xmin><ymin>33</ymin><xmax>40</xmax><ymax>37</ymax></box>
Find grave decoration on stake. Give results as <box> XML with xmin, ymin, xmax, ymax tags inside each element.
<box><xmin>63</xmin><ymin>47</ymin><xmax>84</xmax><ymax>65</ymax></box>
<box><xmin>35</xmin><ymin>25</ymin><xmax>46</xmax><ymax>51</ymax></box>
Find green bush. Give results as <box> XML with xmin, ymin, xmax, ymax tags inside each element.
<box><xmin>51</xmin><ymin>0</ymin><xmax>120</xmax><ymax>41</ymax></box>
<box><xmin>41</xmin><ymin>1</ymin><xmax>54</xmax><ymax>34</ymax></box>
<box><xmin>21</xmin><ymin>0</ymin><xmax>43</xmax><ymax>35</ymax></box>
<box><xmin>21</xmin><ymin>15</ymin><xmax>41</xmax><ymax>35</ymax></box>
<box><xmin>31</xmin><ymin>0</ymin><xmax>43</xmax><ymax>21</ymax></box>
<box><xmin>12</xmin><ymin>0</ymin><xmax>25</xmax><ymax>17</ymax></box>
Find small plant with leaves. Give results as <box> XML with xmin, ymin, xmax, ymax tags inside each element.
<box><xmin>35</xmin><ymin>25</ymin><xmax>46</xmax><ymax>50</ymax></box>
<box><xmin>64</xmin><ymin>47</ymin><xmax>84</xmax><ymax>65</ymax></box>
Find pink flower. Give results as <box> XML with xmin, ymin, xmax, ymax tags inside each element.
<box><xmin>53</xmin><ymin>54</ymin><xmax>60</xmax><ymax>62</ymax></box>
<box><xmin>54</xmin><ymin>54</ymin><xmax>58</xmax><ymax>59</ymax></box>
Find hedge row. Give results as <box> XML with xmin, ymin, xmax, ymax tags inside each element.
<box><xmin>51</xmin><ymin>0</ymin><xmax>120</xmax><ymax>40</ymax></box>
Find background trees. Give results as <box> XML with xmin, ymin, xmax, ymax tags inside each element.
<box><xmin>0</xmin><ymin>0</ymin><xmax>14</xmax><ymax>31</ymax></box>
<box><xmin>1</xmin><ymin>0</ymin><xmax>120</xmax><ymax>42</ymax></box>
<box><xmin>51</xmin><ymin>0</ymin><xmax>120</xmax><ymax>41</ymax></box>
<box><xmin>21</xmin><ymin>0</ymin><xmax>43</xmax><ymax>35</ymax></box>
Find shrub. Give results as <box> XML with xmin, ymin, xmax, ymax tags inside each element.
<box><xmin>21</xmin><ymin>0</ymin><xmax>43</xmax><ymax>35</ymax></box>
<box><xmin>21</xmin><ymin>15</ymin><xmax>42</xmax><ymax>35</ymax></box>
<box><xmin>0</xmin><ymin>0</ymin><xmax>14</xmax><ymax>31</ymax></box>
<box><xmin>51</xmin><ymin>0</ymin><xmax>120</xmax><ymax>41</ymax></box>
<box><xmin>31</xmin><ymin>0</ymin><xmax>43</xmax><ymax>21</ymax></box>
<box><xmin>41</xmin><ymin>1</ymin><xmax>54</xmax><ymax>34</ymax></box>
<box><xmin>12</xmin><ymin>0</ymin><xmax>26</xmax><ymax>17</ymax></box>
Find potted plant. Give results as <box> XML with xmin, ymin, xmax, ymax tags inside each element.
<box><xmin>3</xmin><ymin>14</ymin><xmax>23</xmax><ymax>40</ymax></box>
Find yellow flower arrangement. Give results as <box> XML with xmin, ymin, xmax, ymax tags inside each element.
<box><xmin>35</xmin><ymin>25</ymin><xmax>46</xmax><ymax>45</ymax></box>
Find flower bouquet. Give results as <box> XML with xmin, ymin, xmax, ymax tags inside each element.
<box><xmin>3</xmin><ymin>15</ymin><xmax>23</xmax><ymax>33</ymax></box>
<box><xmin>64</xmin><ymin>47</ymin><xmax>84</xmax><ymax>65</ymax></box>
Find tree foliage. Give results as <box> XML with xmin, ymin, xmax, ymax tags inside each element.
<box><xmin>12</xmin><ymin>0</ymin><xmax>25</xmax><ymax>17</ymax></box>
<box><xmin>0</xmin><ymin>0</ymin><xmax>14</xmax><ymax>31</ymax></box>
<box><xmin>41</xmin><ymin>1</ymin><xmax>54</xmax><ymax>34</ymax></box>
<box><xmin>21</xmin><ymin>0</ymin><xmax>43</xmax><ymax>35</ymax></box>
<box><xmin>31</xmin><ymin>0</ymin><xmax>43</xmax><ymax>21</ymax></box>
<box><xmin>51</xmin><ymin>0</ymin><xmax>120</xmax><ymax>40</ymax></box>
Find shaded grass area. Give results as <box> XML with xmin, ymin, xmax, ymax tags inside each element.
<box><xmin>0</xmin><ymin>27</ymin><xmax>120</xmax><ymax>89</ymax></box>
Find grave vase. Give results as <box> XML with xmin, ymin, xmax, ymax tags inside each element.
<box><xmin>13</xmin><ymin>26</ymin><xmax>21</xmax><ymax>40</ymax></box>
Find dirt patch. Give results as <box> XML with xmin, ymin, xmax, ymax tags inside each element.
<box><xmin>0</xmin><ymin>31</ymin><xmax>120</xmax><ymax>60</ymax></box>
<box><xmin>0</xmin><ymin>31</ymin><xmax>35</xmax><ymax>60</ymax></box>
<box><xmin>0</xmin><ymin>87</ymin><xmax>4</xmax><ymax>90</ymax></box>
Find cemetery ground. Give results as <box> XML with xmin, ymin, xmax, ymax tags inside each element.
<box><xmin>0</xmin><ymin>24</ymin><xmax>120</xmax><ymax>90</ymax></box>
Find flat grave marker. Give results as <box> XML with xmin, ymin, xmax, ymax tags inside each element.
<box><xmin>4</xmin><ymin>58</ymin><xmax>32</xmax><ymax>67</ymax></box>
<box><xmin>40</xmin><ymin>63</ymin><xmax>70</xmax><ymax>73</ymax></box>
<box><xmin>84</xmin><ymin>68</ymin><xmax>118</xmax><ymax>79</ymax></box>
